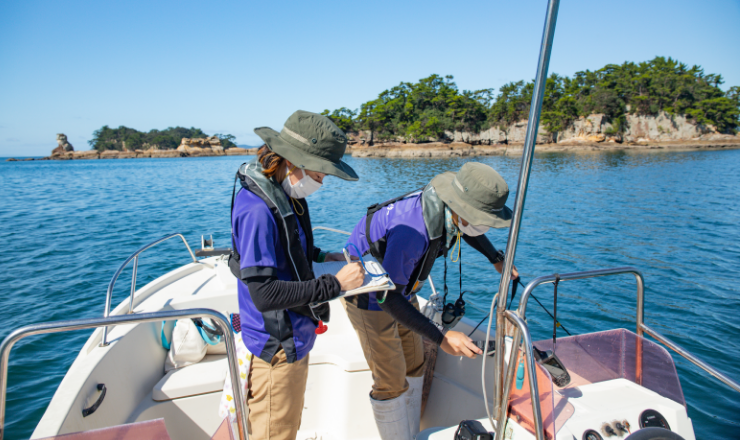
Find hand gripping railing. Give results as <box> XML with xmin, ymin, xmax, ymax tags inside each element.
<box><xmin>0</xmin><ymin>309</ymin><xmax>248</xmax><ymax>440</ymax></box>
<box><xmin>101</xmin><ymin>233</ymin><xmax>198</xmax><ymax>346</ymax></box>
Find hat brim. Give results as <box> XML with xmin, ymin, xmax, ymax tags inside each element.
<box><xmin>255</xmin><ymin>127</ymin><xmax>358</xmax><ymax>181</ymax></box>
<box><xmin>431</xmin><ymin>172</ymin><xmax>512</xmax><ymax>228</ymax></box>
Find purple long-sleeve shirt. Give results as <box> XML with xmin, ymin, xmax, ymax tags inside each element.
<box><xmin>345</xmin><ymin>193</ymin><xmax>429</xmax><ymax>311</ymax></box>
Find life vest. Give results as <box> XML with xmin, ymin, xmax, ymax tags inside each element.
<box><xmin>364</xmin><ymin>183</ymin><xmax>446</xmax><ymax>296</ymax></box>
<box><xmin>228</xmin><ymin>159</ymin><xmax>329</xmax><ymax>324</ymax></box>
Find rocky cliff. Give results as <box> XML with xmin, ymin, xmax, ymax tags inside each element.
<box><xmin>348</xmin><ymin>112</ymin><xmax>740</xmax><ymax>147</ymax></box>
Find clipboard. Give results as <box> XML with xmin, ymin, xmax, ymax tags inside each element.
<box><xmin>311</xmin><ymin>256</ymin><xmax>395</xmax><ymax>303</ymax></box>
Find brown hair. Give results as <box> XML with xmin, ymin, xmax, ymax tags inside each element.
<box><xmin>257</xmin><ymin>145</ymin><xmax>285</xmax><ymax>179</ymax></box>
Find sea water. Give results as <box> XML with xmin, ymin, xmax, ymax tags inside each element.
<box><xmin>0</xmin><ymin>151</ymin><xmax>738</xmax><ymax>439</ymax></box>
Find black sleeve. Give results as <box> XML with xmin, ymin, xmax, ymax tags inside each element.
<box><xmin>462</xmin><ymin>234</ymin><xmax>499</xmax><ymax>264</ymax></box>
<box><xmin>312</xmin><ymin>246</ymin><xmax>322</xmax><ymax>263</ymax></box>
<box><xmin>377</xmin><ymin>287</ymin><xmax>446</xmax><ymax>345</ymax></box>
<box><xmin>245</xmin><ymin>274</ymin><xmax>341</xmax><ymax>313</ymax></box>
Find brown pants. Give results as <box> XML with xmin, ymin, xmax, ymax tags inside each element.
<box><xmin>343</xmin><ymin>296</ymin><xmax>425</xmax><ymax>401</ymax></box>
<box><xmin>247</xmin><ymin>349</ymin><xmax>309</xmax><ymax>440</ymax></box>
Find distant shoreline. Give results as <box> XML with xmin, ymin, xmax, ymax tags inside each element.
<box><xmin>5</xmin><ymin>140</ymin><xmax>740</xmax><ymax>162</ymax></box>
<box><xmin>347</xmin><ymin>139</ymin><xmax>740</xmax><ymax>158</ymax></box>
<box><xmin>4</xmin><ymin>147</ymin><xmax>259</xmax><ymax>162</ymax></box>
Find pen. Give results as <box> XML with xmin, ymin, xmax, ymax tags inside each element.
<box><xmin>342</xmin><ymin>247</ymin><xmax>352</xmax><ymax>265</ymax></box>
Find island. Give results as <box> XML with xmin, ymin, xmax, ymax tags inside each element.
<box><xmin>6</xmin><ymin>56</ymin><xmax>739</xmax><ymax>163</ymax></box>
<box><xmin>35</xmin><ymin>127</ymin><xmax>257</xmax><ymax>160</ymax></box>
<box><xmin>323</xmin><ymin>57</ymin><xmax>740</xmax><ymax>157</ymax></box>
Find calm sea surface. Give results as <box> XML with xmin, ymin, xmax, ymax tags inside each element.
<box><xmin>1</xmin><ymin>151</ymin><xmax>739</xmax><ymax>439</ymax></box>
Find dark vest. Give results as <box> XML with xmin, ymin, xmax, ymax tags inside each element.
<box><xmin>228</xmin><ymin>160</ymin><xmax>329</xmax><ymax>362</ymax></box>
<box><xmin>363</xmin><ymin>184</ymin><xmax>446</xmax><ymax>297</ymax></box>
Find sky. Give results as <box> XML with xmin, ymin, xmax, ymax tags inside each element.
<box><xmin>1</xmin><ymin>0</ymin><xmax>739</xmax><ymax>157</ymax></box>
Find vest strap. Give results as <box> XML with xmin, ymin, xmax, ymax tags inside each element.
<box><xmin>364</xmin><ymin>187</ymin><xmax>424</xmax><ymax>265</ymax></box>
<box><xmin>363</xmin><ymin>186</ymin><xmax>445</xmax><ymax>296</ymax></box>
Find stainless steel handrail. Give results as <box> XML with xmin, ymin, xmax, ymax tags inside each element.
<box><xmin>490</xmin><ymin>311</ymin><xmax>544</xmax><ymax>440</ymax></box>
<box><xmin>492</xmin><ymin>0</ymin><xmax>560</xmax><ymax>417</ymax></box>
<box><xmin>514</xmin><ymin>266</ymin><xmax>740</xmax><ymax>394</ymax></box>
<box><xmin>101</xmin><ymin>233</ymin><xmax>197</xmax><ymax>347</ymax></box>
<box><xmin>516</xmin><ymin>267</ymin><xmax>644</xmax><ymax>331</ymax></box>
<box><xmin>311</xmin><ymin>226</ymin><xmax>351</xmax><ymax>236</ymax></box>
<box><xmin>0</xmin><ymin>309</ymin><xmax>248</xmax><ymax>440</ymax></box>
<box><xmin>640</xmin><ymin>323</ymin><xmax>740</xmax><ymax>393</ymax></box>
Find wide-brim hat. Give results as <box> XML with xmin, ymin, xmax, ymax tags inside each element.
<box><xmin>431</xmin><ymin>163</ymin><xmax>513</xmax><ymax>228</ymax></box>
<box><xmin>255</xmin><ymin>110</ymin><xmax>358</xmax><ymax>181</ymax></box>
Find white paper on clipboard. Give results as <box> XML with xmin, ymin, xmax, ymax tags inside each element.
<box><xmin>311</xmin><ymin>256</ymin><xmax>395</xmax><ymax>301</ymax></box>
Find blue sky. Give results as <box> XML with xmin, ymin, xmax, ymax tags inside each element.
<box><xmin>1</xmin><ymin>0</ymin><xmax>738</xmax><ymax>157</ymax></box>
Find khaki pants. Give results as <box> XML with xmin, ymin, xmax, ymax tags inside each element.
<box><xmin>343</xmin><ymin>296</ymin><xmax>425</xmax><ymax>401</ymax></box>
<box><xmin>247</xmin><ymin>349</ymin><xmax>309</xmax><ymax>440</ymax></box>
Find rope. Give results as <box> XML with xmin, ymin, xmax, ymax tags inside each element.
<box><xmin>518</xmin><ymin>279</ymin><xmax>572</xmax><ymax>336</ymax></box>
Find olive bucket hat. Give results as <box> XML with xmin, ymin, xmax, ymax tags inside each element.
<box><xmin>431</xmin><ymin>162</ymin><xmax>513</xmax><ymax>228</ymax></box>
<box><xmin>254</xmin><ymin>110</ymin><xmax>358</xmax><ymax>181</ymax></box>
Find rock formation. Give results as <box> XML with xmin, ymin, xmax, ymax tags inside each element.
<box><xmin>176</xmin><ymin>136</ymin><xmax>226</xmax><ymax>156</ymax></box>
<box><xmin>348</xmin><ymin>112</ymin><xmax>740</xmax><ymax>147</ymax></box>
<box><xmin>51</xmin><ymin>133</ymin><xmax>74</xmax><ymax>156</ymax></box>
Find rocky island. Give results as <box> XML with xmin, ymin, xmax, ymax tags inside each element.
<box><xmin>43</xmin><ymin>135</ymin><xmax>256</xmax><ymax>160</ymax></box>
<box><xmin>7</xmin><ymin>127</ymin><xmax>257</xmax><ymax>161</ymax></box>
<box><xmin>326</xmin><ymin>57</ymin><xmax>740</xmax><ymax>157</ymax></box>
<box><xmin>6</xmin><ymin>57</ymin><xmax>739</xmax><ymax>162</ymax></box>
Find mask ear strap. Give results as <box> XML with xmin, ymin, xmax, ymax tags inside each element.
<box><xmin>285</xmin><ymin>165</ymin><xmax>298</xmax><ymax>179</ymax></box>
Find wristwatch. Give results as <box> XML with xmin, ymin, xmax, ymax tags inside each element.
<box><xmin>492</xmin><ymin>250</ymin><xmax>505</xmax><ymax>264</ymax></box>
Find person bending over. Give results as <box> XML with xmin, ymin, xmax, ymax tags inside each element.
<box><xmin>342</xmin><ymin>162</ymin><xmax>519</xmax><ymax>440</ymax></box>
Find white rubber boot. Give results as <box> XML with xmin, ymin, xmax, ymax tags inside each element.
<box><xmin>405</xmin><ymin>376</ymin><xmax>424</xmax><ymax>438</ymax></box>
<box><xmin>370</xmin><ymin>393</ymin><xmax>413</xmax><ymax>440</ymax></box>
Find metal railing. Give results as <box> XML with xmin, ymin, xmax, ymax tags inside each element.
<box><xmin>0</xmin><ymin>309</ymin><xmax>248</xmax><ymax>440</ymax></box>
<box><xmin>101</xmin><ymin>233</ymin><xmax>198</xmax><ymax>346</ymax></box>
<box><xmin>311</xmin><ymin>226</ymin><xmax>351</xmax><ymax>236</ymax></box>
<box><xmin>511</xmin><ymin>266</ymin><xmax>740</xmax><ymax>396</ymax></box>
<box><xmin>639</xmin><ymin>323</ymin><xmax>740</xmax><ymax>393</ymax></box>
<box><xmin>493</xmin><ymin>266</ymin><xmax>740</xmax><ymax>439</ymax></box>
<box><xmin>495</xmin><ymin>267</ymin><xmax>641</xmax><ymax>439</ymax></box>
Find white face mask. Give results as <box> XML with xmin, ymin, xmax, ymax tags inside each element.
<box><xmin>281</xmin><ymin>165</ymin><xmax>322</xmax><ymax>199</ymax></box>
<box><xmin>458</xmin><ymin>221</ymin><xmax>490</xmax><ymax>237</ymax></box>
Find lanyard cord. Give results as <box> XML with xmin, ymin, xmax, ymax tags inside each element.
<box><xmin>290</xmin><ymin>197</ymin><xmax>304</xmax><ymax>216</ymax></box>
<box><xmin>443</xmin><ymin>234</ymin><xmax>464</xmax><ymax>304</ymax></box>
<box><xmin>443</xmin><ymin>252</ymin><xmax>449</xmax><ymax>303</ymax></box>
<box><xmin>450</xmin><ymin>230</ymin><xmax>462</xmax><ymax>262</ymax></box>
<box><xmin>458</xmin><ymin>244</ymin><xmax>463</xmax><ymax>301</ymax></box>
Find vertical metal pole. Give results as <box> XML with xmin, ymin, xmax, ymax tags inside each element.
<box><xmin>492</xmin><ymin>0</ymin><xmax>560</xmax><ymax>419</ymax></box>
<box><xmin>635</xmin><ymin>272</ymin><xmax>644</xmax><ymax>337</ymax></box>
<box><xmin>635</xmin><ymin>272</ymin><xmax>645</xmax><ymax>385</ymax></box>
<box><xmin>128</xmin><ymin>256</ymin><xmax>139</xmax><ymax>314</ymax></box>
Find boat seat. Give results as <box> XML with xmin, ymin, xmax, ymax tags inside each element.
<box><xmin>152</xmin><ymin>355</ymin><xmax>227</xmax><ymax>401</ymax></box>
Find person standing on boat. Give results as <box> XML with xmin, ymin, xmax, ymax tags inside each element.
<box><xmin>342</xmin><ymin>162</ymin><xmax>518</xmax><ymax>440</ymax></box>
<box><xmin>229</xmin><ymin>110</ymin><xmax>365</xmax><ymax>440</ymax></box>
